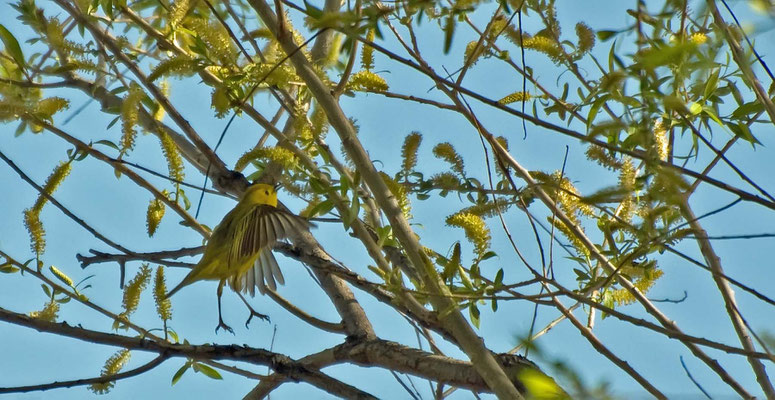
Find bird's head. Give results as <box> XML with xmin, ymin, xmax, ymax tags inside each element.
<box><xmin>243</xmin><ymin>183</ymin><xmax>278</xmax><ymax>207</ymax></box>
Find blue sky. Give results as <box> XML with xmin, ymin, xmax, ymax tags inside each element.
<box><xmin>2</xmin><ymin>0</ymin><xmax>775</xmax><ymax>398</ymax></box>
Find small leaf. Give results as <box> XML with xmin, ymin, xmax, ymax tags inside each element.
<box><xmin>171</xmin><ymin>361</ymin><xmax>191</xmax><ymax>385</ymax></box>
<box><xmin>95</xmin><ymin>139</ymin><xmax>119</xmax><ymax>151</ymax></box>
<box><xmin>731</xmin><ymin>101</ymin><xmax>763</xmax><ymax>119</ymax></box>
<box><xmin>194</xmin><ymin>362</ymin><xmax>223</xmax><ymax>380</ymax></box>
<box><xmin>305</xmin><ymin>199</ymin><xmax>335</xmax><ymax>218</ymax></box>
<box><xmin>480</xmin><ymin>251</ymin><xmax>497</xmax><ymax>260</ymax></box>
<box><xmin>303</xmin><ymin>0</ymin><xmax>323</xmax><ymax>19</ymax></box>
<box><xmin>494</xmin><ymin>268</ymin><xmax>504</xmax><ymax>287</ymax></box>
<box><xmin>596</xmin><ymin>30</ymin><xmax>618</xmax><ymax>42</ymax></box>
<box><xmin>368</xmin><ymin>265</ymin><xmax>387</xmax><ymax>280</ymax></box>
<box><xmin>443</xmin><ymin>242</ymin><xmax>461</xmax><ymax>280</ymax></box>
<box><xmin>343</xmin><ymin>195</ymin><xmax>360</xmax><ymax>229</ymax></box>
<box><xmin>729</xmin><ymin>123</ymin><xmax>760</xmax><ymax>146</ymax></box>
<box><xmin>468</xmin><ymin>303</ymin><xmax>480</xmax><ymax>328</ymax></box>
<box><xmin>0</xmin><ymin>264</ymin><xmax>20</xmax><ymax>274</ymax></box>
<box><xmin>443</xmin><ymin>14</ymin><xmax>455</xmax><ymax>54</ymax></box>
<box><xmin>0</xmin><ymin>24</ymin><xmax>26</xmax><ymax>69</ymax></box>
<box><xmin>704</xmin><ymin>69</ymin><xmax>719</xmax><ymax>100</ymax></box>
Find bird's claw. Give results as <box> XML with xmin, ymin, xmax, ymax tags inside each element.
<box><xmin>215</xmin><ymin>318</ymin><xmax>235</xmax><ymax>335</ymax></box>
<box><xmin>245</xmin><ymin>310</ymin><xmax>270</xmax><ymax>328</ymax></box>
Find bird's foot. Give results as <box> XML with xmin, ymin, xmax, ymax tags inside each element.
<box><xmin>245</xmin><ymin>309</ymin><xmax>270</xmax><ymax>328</ymax></box>
<box><xmin>215</xmin><ymin>318</ymin><xmax>235</xmax><ymax>335</ymax></box>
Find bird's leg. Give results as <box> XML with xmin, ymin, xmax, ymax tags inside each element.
<box><xmin>215</xmin><ymin>280</ymin><xmax>234</xmax><ymax>334</ymax></box>
<box><xmin>236</xmin><ymin>292</ymin><xmax>270</xmax><ymax>328</ymax></box>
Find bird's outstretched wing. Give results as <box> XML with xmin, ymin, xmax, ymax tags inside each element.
<box><xmin>228</xmin><ymin>205</ymin><xmax>313</xmax><ymax>295</ymax></box>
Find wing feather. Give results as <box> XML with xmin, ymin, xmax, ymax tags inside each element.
<box><xmin>229</xmin><ymin>205</ymin><xmax>313</xmax><ymax>295</ymax></box>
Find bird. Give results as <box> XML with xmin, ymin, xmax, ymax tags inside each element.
<box><xmin>166</xmin><ymin>182</ymin><xmax>313</xmax><ymax>333</ymax></box>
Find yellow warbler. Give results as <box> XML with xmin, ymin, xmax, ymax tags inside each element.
<box><xmin>166</xmin><ymin>183</ymin><xmax>312</xmax><ymax>332</ymax></box>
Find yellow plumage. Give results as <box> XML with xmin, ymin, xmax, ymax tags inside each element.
<box><xmin>166</xmin><ymin>183</ymin><xmax>312</xmax><ymax>332</ymax></box>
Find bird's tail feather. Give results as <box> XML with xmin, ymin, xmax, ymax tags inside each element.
<box><xmin>165</xmin><ymin>274</ymin><xmax>194</xmax><ymax>299</ymax></box>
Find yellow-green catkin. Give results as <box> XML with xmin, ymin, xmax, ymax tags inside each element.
<box><xmin>521</xmin><ymin>35</ymin><xmax>564</xmax><ymax>63</ymax></box>
<box><xmin>380</xmin><ymin>172</ymin><xmax>411</xmax><ymax>218</ymax></box>
<box><xmin>146</xmin><ymin>195</ymin><xmax>166</xmax><ymax>237</ymax></box>
<box><xmin>689</xmin><ymin>32</ymin><xmax>708</xmax><ymax>45</ymax></box>
<box><xmin>446</xmin><ymin>212</ymin><xmax>491</xmax><ymax>260</ymax></box>
<box><xmin>586</xmin><ymin>146</ymin><xmax>622</xmax><ymax>170</ymax></box>
<box><xmin>89</xmin><ymin>349</ymin><xmax>131</xmax><ymax>394</ymax></box>
<box><xmin>431</xmin><ymin>172</ymin><xmax>460</xmax><ymax>189</ymax></box>
<box><xmin>169</xmin><ymin>0</ymin><xmax>190</xmax><ymax>27</ymax></box>
<box><xmin>610</xmin><ymin>268</ymin><xmax>664</xmax><ymax>306</ymax></box>
<box><xmin>186</xmin><ymin>18</ymin><xmax>235</xmax><ymax>64</ymax></box>
<box><xmin>234</xmin><ymin>146</ymin><xmax>298</xmax><ymax>172</ymax></box>
<box><xmin>159</xmin><ymin>131</ymin><xmax>184</xmax><ymax>184</ymax></box>
<box><xmin>121</xmin><ymin>265</ymin><xmax>152</xmax><ymax>318</ymax></box>
<box><xmin>28</xmin><ymin>298</ymin><xmax>59</xmax><ymax>322</ymax></box>
<box><xmin>23</xmin><ymin>209</ymin><xmax>45</xmax><ymax>256</ymax></box>
<box><xmin>24</xmin><ymin>161</ymin><xmax>73</xmax><ymax>256</ymax></box>
<box><xmin>36</xmin><ymin>97</ymin><xmax>70</xmax><ymax>120</ymax></box>
<box><xmin>120</xmin><ymin>83</ymin><xmax>145</xmax><ymax>156</ymax></box>
<box><xmin>464</xmin><ymin>41</ymin><xmax>486</xmax><ymax>65</ymax></box>
<box><xmin>34</xmin><ymin>161</ymin><xmax>72</xmax><ymax>211</ymax></box>
<box><xmin>153</xmin><ymin>80</ymin><xmax>169</xmax><ymax>121</ymax></box>
<box><xmin>401</xmin><ymin>132</ymin><xmax>422</xmax><ymax>173</ymax></box>
<box><xmin>498</xmin><ymin>91</ymin><xmax>531</xmax><ymax>105</ymax></box>
<box><xmin>618</xmin><ymin>158</ymin><xmax>636</xmax><ymax>222</ymax></box>
<box><xmin>653</xmin><ymin>119</ymin><xmax>669</xmax><ymax>161</ymax></box>
<box><xmin>153</xmin><ymin>266</ymin><xmax>172</xmax><ymax>321</ymax></box>
<box><xmin>310</xmin><ymin>103</ymin><xmax>329</xmax><ymax>140</ymax></box>
<box><xmin>433</xmin><ymin>142</ymin><xmax>465</xmax><ymax>176</ymax></box>
<box><xmin>50</xmin><ymin>265</ymin><xmax>74</xmax><ymax>287</ymax></box>
<box><xmin>361</xmin><ymin>28</ymin><xmax>376</xmax><ymax>71</ymax></box>
<box><xmin>346</xmin><ymin>71</ymin><xmax>388</xmax><ymax>92</ymax></box>
<box><xmin>575</xmin><ymin>22</ymin><xmax>595</xmax><ymax>56</ymax></box>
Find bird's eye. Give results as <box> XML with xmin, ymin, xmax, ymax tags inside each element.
<box><xmin>265</xmin><ymin>190</ymin><xmax>269</xmax><ymax>195</ymax></box>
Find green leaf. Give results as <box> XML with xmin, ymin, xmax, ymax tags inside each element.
<box><xmin>306</xmin><ymin>199</ymin><xmax>335</xmax><ymax>219</ymax></box>
<box><xmin>468</xmin><ymin>303</ymin><xmax>480</xmax><ymax>328</ymax></box>
<box><xmin>0</xmin><ymin>24</ymin><xmax>26</xmax><ymax>70</ymax></box>
<box><xmin>586</xmin><ymin>94</ymin><xmax>610</xmax><ymax>131</ymax></box>
<box><xmin>0</xmin><ymin>263</ymin><xmax>20</xmax><ymax>274</ymax></box>
<box><xmin>480</xmin><ymin>251</ymin><xmax>497</xmax><ymax>261</ymax></box>
<box><xmin>729</xmin><ymin>122</ymin><xmax>761</xmax><ymax>146</ymax></box>
<box><xmin>596</xmin><ymin>30</ymin><xmax>618</xmax><ymax>42</ymax></box>
<box><xmin>443</xmin><ymin>242</ymin><xmax>461</xmax><ymax>280</ymax></box>
<box><xmin>573</xmin><ymin>268</ymin><xmax>590</xmax><ymax>281</ymax></box>
<box><xmin>41</xmin><ymin>284</ymin><xmax>52</xmax><ymax>298</ymax></box>
<box><xmin>95</xmin><ymin>140</ymin><xmax>119</xmax><ymax>151</ymax></box>
<box><xmin>688</xmin><ymin>102</ymin><xmax>702</xmax><ymax>115</ymax></box>
<box><xmin>368</xmin><ymin>265</ymin><xmax>386</xmax><ymax>280</ymax></box>
<box><xmin>303</xmin><ymin>0</ymin><xmax>323</xmax><ymax>19</ymax></box>
<box><xmin>731</xmin><ymin>101</ymin><xmax>763</xmax><ymax>119</ymax></box>
<box><xmin>171</xmin><ymin>361</ymin><xmax>191</xmax><ymax>385</ymax></box>
<box><xmin>443</xmin><ymin>14</ymin><xmax>455</xmax><ymax>54</ymax></box>
<box><xmin>376</xmin><ymin>225</ymin><xmax>392</xmax><ymax>247</ymax></box>
<box><xmin>494</xmin><ymin>268</ymin><xmax>504</xmax><ymax>287</ymax></box>
<box><xmin>193</xmin><ymin>362</ymin><xmax>223</xmax><ymax>380</ymax></box>
<box><xmin>343</xmin><ymin>195</ymin><xmax>360</xmax><ymax>229</ymax></box>
<box><xmin>704</xmin><ymin>69</ymin><xmax>719</xmax><ymax>100</ymax></box>
<box><xmin>701</xmin><ymin>106</ymin><xmax>723</xmax><ymax>127</ymax></box>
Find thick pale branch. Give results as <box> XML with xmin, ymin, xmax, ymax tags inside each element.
<box><xmin>678</xmin><ymin>200</ymin><xmax>775</xmax><ymax>397</ymax></box>
<box><xmin>246</xmin><ymin>2</ymin><xmax>524</xmax><ymax>397</ymax></box>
